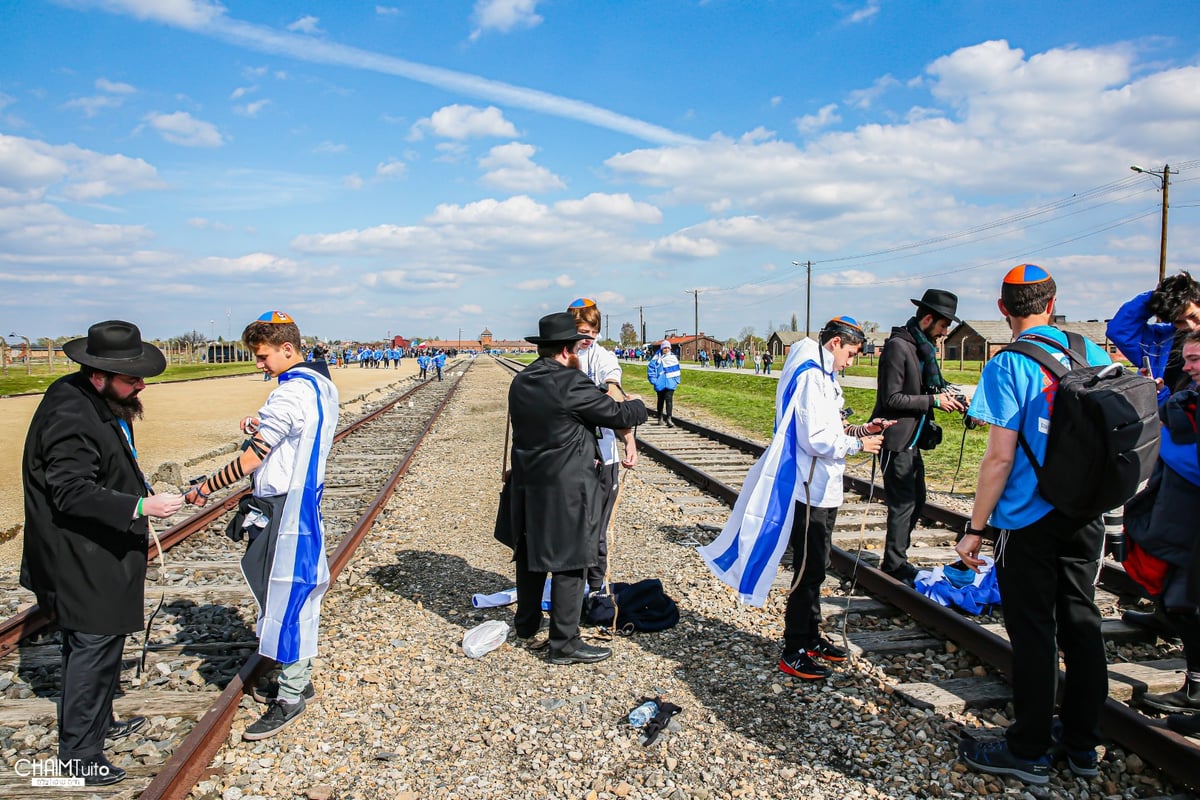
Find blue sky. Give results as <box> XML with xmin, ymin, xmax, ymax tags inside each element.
<box><xmin>2</xmin><ymin>1</ymin><xmax>1198</xmax><ymax>345</ymax></box>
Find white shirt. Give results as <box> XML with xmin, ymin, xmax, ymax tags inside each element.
<box><xmin>776</xmin><ymin>338</ymin><xmax>860</xmax><ymax>508</ymax></box>
<box><xmin>576</xmin><ymin>342</ymin><xmax>623</xmax><ymax>464</ymax></box>
<box><xmin>254</xmin><ymin>369</ymin><xmax>340</xmax><ymax>497</ymax></box>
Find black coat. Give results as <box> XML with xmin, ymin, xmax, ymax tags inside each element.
<box><xmin>870</xmin><ymin>325</ymin><xmax>937</xmax><ymax>451</ymax></box>
<box><xmin>20</xmin><ymin>373</ymin><xmax>150</xmax><ymax>634</ymax></box>
<box><xmin>508</xmin><ymin>358</ymin><xmax>648</xmax><ymax>572</ymax></box>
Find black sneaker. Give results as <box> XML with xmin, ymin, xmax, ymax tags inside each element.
<box><xmin>778</xmin><ymin>650</ymin><xmax>829</xmax><ymax>680</ymax></box>
<box><xmin>1049</xmin><ymin>716</ymin><xmax>1099</xmax><ymax>777</ymax></box>
<box><xmin>549</xmin><ymin>643</ymin><xmax>612</xmax><ymax>665</ymax></box>
<box><xmin>106</xmin><ymin>715</ymin><xmax>147</xmax><ymax>740</ymax></box>
<box><xmin>66</xmin><ymin>754</ymin><xmax>126</xmax><ymax>787</ymax></box>
<box><xmin>243</xmin><ymin>697</ymin><xmax>306</xmax><ymax>741</ymax></box>
<box><xmin>958</xmin><ymin>737</ymin><xmax>1050</xmax><ymax>785</ymax></box>
<box><xmin>806</xmin><ymin>636</ymin><xmax>848</xmax><ymax>663</ymax></box>
<box><xmin>250</xmin><ymin>680</ymin><xmax>316</xmax><ymax>704</ymax></box>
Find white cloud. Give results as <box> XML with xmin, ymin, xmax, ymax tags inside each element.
<box><xmin>375</xmin><ymin>159</ymin><xmax>405</xmax><ymax>179</ymax></box>
<box><xmin>343</xmin><ymin>173</ymin><xmax>364</xmax><ymax>190</ymax></box>
<box><xmin>286</xmin><ymin>15</ymin><xmax>322</xmax><ymax>35</ymax></box>
<box><xmin>90</xmin><ymin>0</ymin><xmax>698</xmax><ymax>145</ymax></box>
<box><xmin>63</xmin><ymin>95</ymin><xmax>124</xmax><ymax>118</ymax></box>
<box><xmin>234</xmin><ymin>99</ymin><xmax>270</xmax><ymax>117</ymax></box>
<box><xmin>230</xmin><ymin>85</ymin><xmax>255</xmax><ymax>99</ymax></box>
<box><xmin>516</xmin><ymin>274</ymin><xmax>573</xmax><ymax>291</ymax></box>
<box><xmin>90</xmin><ymin>0</ymin><xmax>227</xmax><ymax>28</ymax></box>
<box><xmin>459</xmin><ymin>303</ymin><xmax>483</xmax><ymax>314</ymax></box>
<box><xmin>198</xmin><ymin>252</ymin><xmax>303</xmax><ymax>276</ymax></box>
<box><xmin>795</xmin><ymin>103</ymin><xmax>841</xmax><ymax>135</ymax></box>
<box><xmin>376</xmin><ymin>5</ymin><xmax>400</xmax><ymax>15</ymax></box>
<box><xmin>469</xmin><ymin>0</ymin><xmax>543</xmax><ymax>41</ymax></box>
<box><xmin>0</xmin><ymin>133</ymin><xmax>163</xmax><ymax>202</ymax></box>
<box><xmin>846</xmin><ymin>75</ymin><xmax>901</xmax><ymax>109</ymax></box>
<box><xmin>144</xmin><ymin>111</ymin><xmax>225</xmax><ymax>147</ymax></box>
<box><xmin>844</xmin><ymin>0</ymin><xmax>881</xmax><ymax>24</ymax></box>
<box><xmin>478</xmin><ymin>142</ymin><xmax>565</xmax><ymax>193</ymax></box>
<box><xmin>95</xmin><ymin>77</ymin><xmax>136</xmax><ymax>94</ymax></box>
<box><xmin>314</xmin><ymin>141</ymin><xmax>347</xmax><ymax>154</ymax></box>
<box><xmin>410</xmin><ymin>104</ymin><xmax>519</xmax><ymax>140</ymax></box>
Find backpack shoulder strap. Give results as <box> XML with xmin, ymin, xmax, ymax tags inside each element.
<box><xmin>1003</xmin><ymin>337</ymin><xmax>1068</xmax><ymax>379</ymax></box>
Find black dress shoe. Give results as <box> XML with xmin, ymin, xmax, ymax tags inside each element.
<box><xmin>106</xmin><ymin>715</ymin><xmax>147</xmax><ymax>740</ymax></box>
<box><xmin>1123</xmin><ymin>607</ymin><xmax>1179</xmax><ymax>640</ymax></box>
<box><xmin>549</xmin><ymin>643</ymin><xmax>612</xmax><ymax>665</ymax></box>
<box><xmin>67</xmin><ymin>754</ymin><xmax>126</xmax><ymax>786</ymax></box>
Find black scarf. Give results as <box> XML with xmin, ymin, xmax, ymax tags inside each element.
<box><xmin>905</xmin><ymin>316</ymin><xmax>947</xmax><ymax>393</ymax></box>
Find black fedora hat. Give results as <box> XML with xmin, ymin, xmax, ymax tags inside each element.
<box><xmin>63</xmin><ymin>320</ymin><xmax>167</xmax><ymax>378</ymax></box>
<box><xmin>525</xmin><ymin>312</ymin><xmax>594</xmax><ymax>345</ymax></box>
<box><xmin>910</xmin><ymin>289</ymin><xmax>961</xmax><ymax>324</ymax></box>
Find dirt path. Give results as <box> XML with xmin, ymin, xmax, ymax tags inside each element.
<box><xmin>0</xmin><ymin>361</ymin><xmax>431</xmax><ymax>568</ymax></box>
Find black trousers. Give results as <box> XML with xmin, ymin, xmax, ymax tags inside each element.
<box><xmin>656</xmin><ymin>389</ymin><xmax>674</xmax><ymax>420</ymax></box>
<box><xmin>514</xmin><ymin>538</ymin><xmax>586</xmax><ymax>654</ymax></box>
<box><xmin>994</xmin><ymin>509</ymin><xmax>1107</xmax><ymax>758</ymax></box>
<box><xmin>58</xmin><ymin>629</ymin><xmax>125</xmax><ymax>761</ymax></box>
<box><xmin>782</xmin><ymin>503</ymin><xmax>838</xmax><ymax>654</ymax></box>
<box><xmin>881</xmin><ymin>449</ymin><xmax>925</xmax><ymax>574</ymax></box>
<box><xmin>588</xmin><ymin>462</ymin><xmax>620</xmax><ymax>591</ymax></box>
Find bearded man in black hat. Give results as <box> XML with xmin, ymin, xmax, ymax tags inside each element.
<box><xmin>507</xmin><ymin>312</ymin><xmax>648</xmax><ymax>664</ymax></box>
<box><xmin>20</xmin><ymin>320</ymin><xmax>183</xmax><ymax>786</ymax></box>
<box><xmin>870</xmin><ymin>290</ymin><xmax>967</xmax><ymax>584</ymax></box>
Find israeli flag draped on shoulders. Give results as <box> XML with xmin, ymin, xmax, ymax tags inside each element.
<box><xmin>254</xmin><ymin>366</ymin><xmax>339</xmax><ymax>663</ymax></box>
<box><xmin>697</xmin><ymin>338</ymin><xmax>835</xmax><ymax>606</ymax></box>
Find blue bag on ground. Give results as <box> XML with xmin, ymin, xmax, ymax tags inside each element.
<box><xmin>914</xmin><ymin>556</ymin><xmax>1000</xmax><ymax>614</ymax></box>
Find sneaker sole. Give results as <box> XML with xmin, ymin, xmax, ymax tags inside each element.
<box><xmin>778</xmin><ymin>660</ymin><xmax>828</xmax><ymax>680</ymax></box>
<box><xmin>960</xmin><ymin>754</ymin><xmax>1049</xmax><ymax>785</ymax></box>
<box><xmin>242</xmin><ymin>711</ymin><xmax>305</xmax><ymax>741</ymax></box>
<box><xmin>1141</xmin><ymin>698</ymin><xmax>1199</xmax><ymax>714</ymax></box>
<box><xmin>1068</xmin><ymin>761</ymin><xmax>1099</xmax><ymax>778</ymax></box>
<box><xmin>808</xmin><ymin>651</ymin><xmax>847</xmax><ymax>663</ymax></box>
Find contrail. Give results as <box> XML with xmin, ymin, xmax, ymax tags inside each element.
<box><xmin>86</xmin><ymin>0</ymin><xmax>702</xmax><ymax>146</ymax></box>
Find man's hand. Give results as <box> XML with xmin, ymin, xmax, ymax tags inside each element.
<box><xmin>623</xmin><ymin>393</ymin><xmax>643</xmax><ymax>404</ymax></box>
<box><xmin>938</xmin><ymin>391</ymin><xmax>966</xmax><ymax>413</ymax></box>
<box><xmin>143</xmin><ymin>493</ymin><xmax>184</xmax><ymax>518</ymax></box>
<box><xmin>240</xmin><ymin>416</ymin><xmax>261</xmax><ymax>434</ymax></box>
<box><xmin>865</xmin><ymin>418</ymin><xmax>896</xmax><ymax>435</ymax></box>
<box><xmin>860</xmin><ymin>434</ymin><xmax>883</xmax><ymax>454</ymax></box>
<box><xmin>955</xmin><ymin>533</ymin><xmax>987</xmax><ymax>572</ymax></box>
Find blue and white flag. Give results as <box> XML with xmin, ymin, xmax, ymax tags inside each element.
<box><xmin>698</xmin><ymin>342</ymin><xmax>825</xmax><ymax>606</ymax></box>
<box><xmin>253</xmin><ymin>367</ymin><xmax>339</xmax><ymax>664</ymax></box>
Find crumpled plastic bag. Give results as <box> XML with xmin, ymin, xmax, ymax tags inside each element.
<box><xmin>462</xmin><ymin>620</ymin><xmax>510</xmax><ymax>658</ymax></box>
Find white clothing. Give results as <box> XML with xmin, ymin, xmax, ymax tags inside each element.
<box><xmin>577</xmin><ymin>342</ymin><xmax>623</xmax><ymax>464</ymax></box>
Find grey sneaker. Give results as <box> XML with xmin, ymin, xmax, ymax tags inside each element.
<box><xmin>243</xmin><ymin>697</ymin><xmax>306</xmax><ymax>741</ymax></box>
<box><xmin>958</xmin><ymin>737</ymin><xmax>1050</xmax><ymax>785</ymax></box>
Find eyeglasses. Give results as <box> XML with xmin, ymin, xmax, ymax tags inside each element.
<box><xmin>256</xmin><ymin>310</ymin><xmax>294</xmax><ymax>324</ymax></box>
<box><xmin>567</xmin><ymin>297</ymin><xmax>596</xmax><ymax>309</ymax></box>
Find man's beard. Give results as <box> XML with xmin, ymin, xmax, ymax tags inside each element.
<box><xmin>100</xmin><ymin>380</ymin><xmax>143</xmax><ymax>423</ymax></box>
<box><xmin>567</xmin><ymin>353</ymin><xmax>580</xmax><ymax>370</ymax></box>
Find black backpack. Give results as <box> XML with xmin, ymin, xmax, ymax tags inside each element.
<box><xmin>1004</xmin><ymin>331</ymin><xmax>1160</xmax><ymax>520</ymax></box>
<box><xmin>587</xmin><ymin>579</ymin><xmax>679</xmax><ymax>632</ymax></box>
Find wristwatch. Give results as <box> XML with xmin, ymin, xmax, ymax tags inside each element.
<box><xmin>965</xmin><ymin>525</ymin><xmax>987</xmax><ymax>536</ymax></box>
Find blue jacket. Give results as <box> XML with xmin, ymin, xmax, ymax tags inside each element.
<box><xmin>646</xmin><ymin>353</ymin><xmax>681</xmax><ymax>391</ymax></box>
<box><xmin>1106</xmin><ymin>290</ymin><xmax>1175</xmax><ymax>403</ymax></box>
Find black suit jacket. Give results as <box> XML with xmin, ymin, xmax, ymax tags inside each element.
<box><xmin>508</xmin><ymin>358</ymin><xmax>647</xmax><ymax>572</ymax></box>
<box><xmin>870</xmin><ymin>326</ymin><xmax>937</xmax><ymax>452</ymax></box>
<box><xmin>20</xmin><ymin>373</ymin><xmax>150</xmax><ymax>634</ymax></box>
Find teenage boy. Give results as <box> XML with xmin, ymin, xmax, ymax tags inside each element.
<box><xmin>185</xmin><ymin>310</ymin><xmax>339</xmax><ymax>741</ymax></box>
<box><xmin>566</xmin><ymin>297</ymin><xmax>638</xmax><ymax>598</ymax></box>
<box><xmin>955</xmin><ymin>265</ymin><xmax>1110</xmax><ymax>784</ymax></box>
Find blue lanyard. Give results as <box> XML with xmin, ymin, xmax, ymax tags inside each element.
<box><xmin>117</xmin><ymin>419</ymin><xmax>137</xmax><ymax>460</ymax></box>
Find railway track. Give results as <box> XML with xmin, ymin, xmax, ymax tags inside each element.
<box><xmin>0</xmin><ymin>362</ymin><xmax>469</xmax><ymax>798</ymax></box>
<box><xmin>494</xmin><ymin>355</ymin><xmax>1200</xmax><ymax>791</ymax></box>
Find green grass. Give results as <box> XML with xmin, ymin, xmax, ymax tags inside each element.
<box><xmin>0</xmin><ymin>362</ymin><xmax>260</xmax><ymax>397</ymax></box>
<box><xmin>843</xmin><ymin>360</ymin><xmax>986</xmax><ymax>388</ymax></box>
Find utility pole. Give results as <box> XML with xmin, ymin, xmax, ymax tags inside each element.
<box><xmin>1131</xmin><ymin>164</ymin><xmax>1176</xmax><ymax>284</ymax></box>
<box><xmin>638</xmin><ymin>306</ymin><xmax>645</xmax><ymax>344</ymax></box>
<box><xmin>604</xmin><ymin>314</ymin><xmax>609</xmax><ymax>342</ymax></box>
<box><xmin>791</xmin><ymin>260</ymin><xmax>813</xmax><ymax>338</ymax></box>
<box><xmin>686</xmin><ymin>289</ymin><xmax>700</xmax><ymax>354</ymax></box>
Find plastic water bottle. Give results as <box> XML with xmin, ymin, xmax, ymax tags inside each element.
<box><xmin>628</xmin><ymin>700</ymin><xmax>658</xmax><ymax>728</ymax></box>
